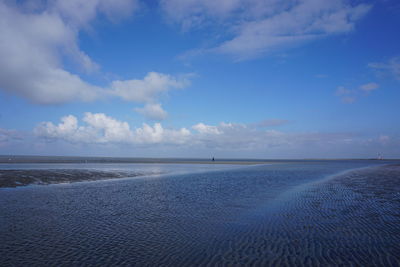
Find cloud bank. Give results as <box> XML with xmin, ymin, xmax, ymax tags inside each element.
<box><xmin>35</xmin><ymin>112</ymin><xmax>374</xmax><ymax>153</ymax></box>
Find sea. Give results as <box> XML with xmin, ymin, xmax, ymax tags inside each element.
<box><xmin>1</xmin><ymin>157</ymin><xmax>400</xmax><ymax>266</ymax></box>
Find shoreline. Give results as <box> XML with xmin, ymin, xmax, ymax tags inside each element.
<box><xmin>0</xmin><ymin>155</ymin><xmax>396</xmax><ymax>165</ymax></box>
<box><xmin>0</xmin><ymin>156</ymin><xmax>274</xmax><ymax>165</ymax></box>
<box><xmin>0</xmin><ymin>160</ymin><xmax>270</xmax><ymax>165</ymax></box>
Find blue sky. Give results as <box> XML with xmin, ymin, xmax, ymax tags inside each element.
<box><xmin>0</xmin><ymin>0</ymin><xmax>399</xmax><ymax>158</ymax></box>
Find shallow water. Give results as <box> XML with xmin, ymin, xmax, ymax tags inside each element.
<box><xmin>0</xmin><ymin>163</ymin><xmax>239</xmax><ymax>187</ymax></box>
<box><xmin>1</xmin><ymin>160</ymin><xmax>400</xmax><ymax>266</ymax></box>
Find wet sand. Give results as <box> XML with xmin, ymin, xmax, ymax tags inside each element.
<box><xmin>0</xmin><ymin>169</ymin><xmax>165</xmax><ymax>188</ymax></box>
<box><xmin>335</xmin><ymin>164</ymin><xmax>400</xmax><ymax>202</ymax></box>
<box><xmin>1</xmin><ymin>161</ymin><xmax>399</xmax><ymax>265</ymax></box>
<box><xmin>199</xmin><ymin>164</ymin><xmax>400</xmax><ymax>265</ymax></box>
<box><xmin>0</xmin><ymin>156</ymin><xmax>275</xmax><ymax>188</ymax></box>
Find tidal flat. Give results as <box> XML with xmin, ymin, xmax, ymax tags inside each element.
<box><xmin>1</xmin><ymin>160</ymin><xmax>399</xmax><ymax>266</ymax></box>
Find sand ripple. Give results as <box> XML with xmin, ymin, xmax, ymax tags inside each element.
<box><xmin>198</xmin><ymin>164</ymin><xmax>400</xmax><ymax>266</ymax></box>
<box><xmin>1</xmin><ymin>162</ymin><xmax>400</xmax><ymax>266</ymax></box>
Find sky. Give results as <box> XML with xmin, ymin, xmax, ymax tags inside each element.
<box><xmin>0</xmin><ymin>0</ymin><xmax>399</xmax><ymax>159</ymax></box>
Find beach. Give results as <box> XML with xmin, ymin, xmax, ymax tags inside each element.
<box><xmin>1</xmin><ymin>160</ymin><xmax>400</xmax><ymax>265</ymax></box>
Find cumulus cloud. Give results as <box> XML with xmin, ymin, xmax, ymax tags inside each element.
<box><xmin>192</xmin><ymin>123</ymin><xmax>222</xmax><ymax>135</ymax></box>
<box><xmin>34</xmin><ymin>113</ymin><xmax>135</xmax><ymax>144</ymax></box>
<box><xmin>111</xmin><ymin>72</ymin><xmax>191</xmax><ymax>120</ymax></box>
<box><xmin>0</xmin><ymin>0</ymin><xmax>188</xmax><ymax>121</ymax></box>
<box><xmin>134</xmin><ymin>123</ymin><xmax>191</xmax><ymax>144</ymax></box>
<box><xmin>368</xmin><ymin>56</ymin><xmax>400</xmax><ymax>80</ymax></box>
<box><xmin>35</xmin><ymin>112</ymin><xmax>396</xmax><ymax>157</ymax></box>
<box><xmin>35</xmin><ymin>113</ymin><xmax>191</xmax><ymax>145</ymax></box>
<box><xmin>34</xmin><ymin>113</ymin><xmax>353</xmax><ymax>151</ymax></box>
<box><xmin>161</xmin><ymin>0</ymin><xmax>371</xmax><ymax>59</ymax></box>
<box><xmin>111</xmin><ymin>72</ymin><xmax>190</xmax><ymax>103</ymax></box>
<box><xmin>0</xmin><ymin>0</ymin><xmax>138</xmax><ymax>104</ymax></box>
<box><xmin>34</xmin><ymin>114</ymin><xmax>117</xmax><ymax>143</ymax></box>
<box><xmin>0</xmin><ymin>0</ymin><xmax>193</xmax><ymax>122</ymax></box>
<box><xmin>135</xmin><ymin>103</ymin><xmax>168</xmax><ymax>121</ymax></box>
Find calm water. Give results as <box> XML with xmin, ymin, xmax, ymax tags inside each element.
<box><xmin>1</xmin><ymin>160</ymin><xmax>400</xmax><ymax>266</ymax></box>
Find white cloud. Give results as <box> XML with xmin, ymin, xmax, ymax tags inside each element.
<box><xmin>111</xmin><ymin>72</ymin><xmax>191</xmax><ymax>121</ymax></box>
<box><xmin>34</xmin><ymin>114</ymin><xmax>97</xmax><ymax>143</ymax></box>
<box><xmin>192</xmin><ymin>123</ymin><xmax>222</xmax><ymax>135</ymax></box>
<box><xmin>35</xmin><ymin>113</ymin><xmax>191</xmax><ymax>145</ymax></box>
<box><xmin>111</xmin><ymin>72</ymin><xmax>189</xmax><ymax>103</ymax></box>
<box><xmin>368</xmin><ymin>56</ymin><xmax>400</xmax><ymax>80</ymax></box>
<box><xmin>34</xmin><ymin>113</ymin><xmax>135</xmax><ymax>144</ymax></box>
<box><xmin>360</xmin><ymin>82</ymin><xmax>379</xmax><ymax>92</ymax></box>
<box><xmin>83</xmin><ymin>112</ymin><xmax>135</xmax><ymax>143</ymax></box>
<box><xmin>134</xmin><ymin>123</ymin><xmax>191</xmax><ymax>144</ymax></box>
<box><xmin>133</xmin><ymin>123</ymin><xmax>165</xmax><ymax>144</ymax></box>
<box><xmin>135</xmin><ymin>103</ymin><xmax>168</xmax><ymax>120</ymax></box>
<box><xmin>161</xmin><ymin>0</ymin><xmax>371</xmax><ymax>59</ymax></box>
<box><xmin>0</xmin><ymin>1</ymin><xmax>188</xmax><ymax>121</ymax></box>
<box><xmin>34</xmin><ymin>112</ymin><xmax>398</xmax><ymax>158</ymax></box>
<box><xmin>0</xmin><ymin>0</ymin><xmax>138</xmax><ymax>104</ymax></box>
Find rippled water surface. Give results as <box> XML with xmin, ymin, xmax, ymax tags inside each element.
<box><xmin>1</xmin><ymin>161</ymin><xmax>400</xmax><ymax>266</ymax></box>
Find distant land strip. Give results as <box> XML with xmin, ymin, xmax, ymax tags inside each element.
<box><xmin>0</xmin><ymin>155</ymin><xmax>275</xmax><ymax>165</ymax></box>
<box><xmin>0</xmin><ymin>155</ymin><xmax>396</xmax><ymax>164</ymax></box>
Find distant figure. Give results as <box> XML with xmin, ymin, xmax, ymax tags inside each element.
<box><xmin>212</xmin><ymin>157</ymin><xmax>215</xmax><ymax>162</ymax></box>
